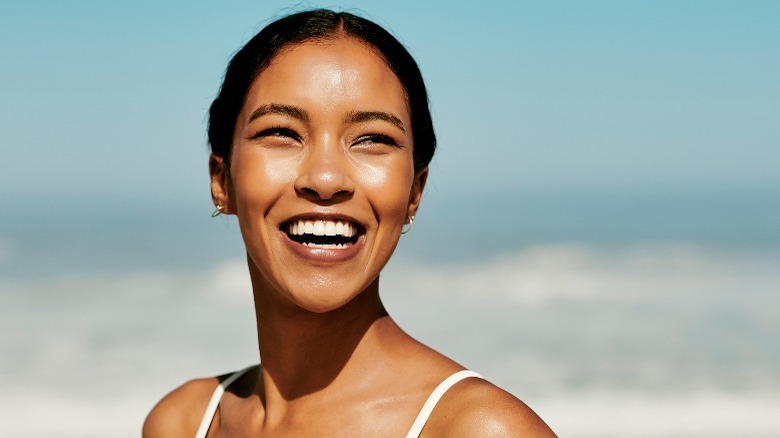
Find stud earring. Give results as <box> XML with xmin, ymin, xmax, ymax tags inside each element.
<box><xmin>211</xmin><ymin>204</ymin><xmax>224</xmax><ymax>218</ymax></box>
<box><xmin>401</xmin><ymin>215</ymin><xmax>415</xmax><ymax>235</ymax></box>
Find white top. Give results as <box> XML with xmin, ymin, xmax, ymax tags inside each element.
<box><xmin>194</xmin><ymin>367</ymin><xmax>482</xmax><ymax>438</ymax></box>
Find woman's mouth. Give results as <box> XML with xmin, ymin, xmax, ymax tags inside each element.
<box><xmin>283</xmin><ymin>219</ymin><xmax>363</xmax><ymax>249</ymax></box>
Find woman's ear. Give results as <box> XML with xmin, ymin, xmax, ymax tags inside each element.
<box><xmin>406</xmin><ymin>167</ymin><xmax>428</xmax><ymax>220</ymax></box>
<box><xmin>209</xmin><ymin>153</ymin><xmax>234</xmax><ymax>214</ymax></box>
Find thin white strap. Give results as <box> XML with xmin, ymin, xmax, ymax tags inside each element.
<box><xmin>194</xmin><ymin>366</ymin><xmax>255</xmax><ymax>438</ymax></box>
<box><xmin>405</xmin><ymin>370</ymin><xmax>483</xmax><ymax>438</ymax></box>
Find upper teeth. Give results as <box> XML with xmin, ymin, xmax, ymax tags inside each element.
<box><xmin>289</xmin><ymin>220</ymin><xmax>357</xmax><ymax>237</ymax></box>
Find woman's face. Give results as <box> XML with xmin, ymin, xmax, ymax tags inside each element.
<box><xmin>212</xmin><ymin>37</ymin><xmax>426</xmax><ymax>313</ymax></box>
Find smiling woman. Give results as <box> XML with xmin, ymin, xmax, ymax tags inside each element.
<box><xmin>143</xmin><ymin>9</ymin><xmax>555</xmax><ymax>437</ymax></box>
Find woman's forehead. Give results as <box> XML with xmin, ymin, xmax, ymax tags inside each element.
<box><xmin>243</xmin><ymin>37</ymin><xmax>410</xmax><ymax>123</ymax></box>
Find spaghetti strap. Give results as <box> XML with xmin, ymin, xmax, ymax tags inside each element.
<box><xmin>194</xmin><ymin>367</ymin><xmax>479</xmax><ymax>438</ymax></box>
<box><xmin>194</xmin><ymin>366</ymin><xmax>255</xmax><ymax>438</ymax></box>
<box><xmin>405</xmin><ymin>370</ymin><xmax>483</xmax><ymax>438</ymax></box>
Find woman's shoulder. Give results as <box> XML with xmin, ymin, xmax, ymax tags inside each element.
<box><xmin>423</xmin><ymin>376</ymin><xmax>557</xmax><ymax>437</ymax></box>
<box><xmin>142</xmin><ymin>375</ymin><xmax>221</xmax><ymax>438</ymax></box>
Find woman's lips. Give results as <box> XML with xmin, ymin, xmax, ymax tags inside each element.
<box><xmin>280</xmin><ymin>218</ymin><xmax>366</xmax><ymax>262</ymax></box>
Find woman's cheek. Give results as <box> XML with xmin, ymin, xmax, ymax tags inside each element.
<box><xmin>259</xmin><ymin>151</ymin><xmax>302</xmax><ymax>183</ymax></box>
<box><xmin>357</xmin><ymin>159</ymin><xmax>414</xmax><ymax>212</ymax></box>
<box><xmin>234</xmin><ymin>152</ymin><xmax>300</xmax><ymax>202</ymax></box>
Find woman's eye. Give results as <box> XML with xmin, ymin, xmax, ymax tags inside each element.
<box><xmin>250</xmin><ymin>127</ymin><xmax>300</xmax><ymax>142</ymax></box>
<box><xmin>355</xmin><ymin>134</ymin><xmax>399</xmax><ymax>148</ymax></box>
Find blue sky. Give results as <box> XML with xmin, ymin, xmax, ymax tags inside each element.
<box><xmin>1</xmin><ymin>0</ymin><xmax>778</xmax><ymax>204</ymax></box>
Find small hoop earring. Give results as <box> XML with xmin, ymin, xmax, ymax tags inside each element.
<box><xmin>401</xmin><ymin>215</ymin><xmax>415</xmax><ymax>235</ymax></box>
<box><xmin>211</xmin><ymin>204</ymin><xmax>224</xmax><ymax>218</ymax></box>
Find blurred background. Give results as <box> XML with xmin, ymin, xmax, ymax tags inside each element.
<box><xmin>1</xmin><ymin>1</ymin><xmax>779</xmax><ymax>436</ymax></box>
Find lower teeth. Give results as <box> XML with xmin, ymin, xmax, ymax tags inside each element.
<box><xmin>302</xmin><ymin>242</ymin><xmax>347</xmax><ymax>248</ymax></box>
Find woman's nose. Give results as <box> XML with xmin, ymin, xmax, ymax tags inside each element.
<box><xmin>294</xmin><ymin>140</ymin><xmax>355</xmax><ymax>202</ymax></box>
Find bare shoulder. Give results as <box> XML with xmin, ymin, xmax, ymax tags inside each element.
<box><xmin>142</xmin><ymin>376</ymin><xmax>220</xmax><ymax>438</ymax></box>
<box><xmin>424</xmin><ymin>377</ymin><xmax>557</xmax><ymax>437</ymax></box>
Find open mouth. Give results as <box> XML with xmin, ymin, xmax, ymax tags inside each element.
<box><xmin>283</xmin><ymin>219</ymin><xmax>363</xmax><ymax>249</ymax></box>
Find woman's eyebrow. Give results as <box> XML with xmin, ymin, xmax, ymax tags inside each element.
<box><xmin>248</xmin><ymin>103</ymin><xmax>309</xmax><ymax>123</ymax></box>
<box><xmin>345</xmin><ymin>110</ymin><xmax>406</xmax><ymax>133</ymax></box>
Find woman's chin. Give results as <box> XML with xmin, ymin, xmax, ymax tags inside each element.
<box><xmin>277</xmin><ymin>277</ymin><xmax>378</xmax><ymax>315</ymax></box>
<box><xmin>286</xmin><ymin>292</ymin><xmax>363</xmax><ymax>315</ymax></box>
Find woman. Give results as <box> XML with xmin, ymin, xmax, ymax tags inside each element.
<box><xmin>144</xmin><ymin>9</ymin><xmax>555</xmax><ymax>437</ymax></box>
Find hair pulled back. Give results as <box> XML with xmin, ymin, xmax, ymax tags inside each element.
<box><xmin>208</xmin><ymin>9</ymin><xmax>436</xmax><ymax>172</ymax></box>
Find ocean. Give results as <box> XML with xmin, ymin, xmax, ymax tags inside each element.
<box><xmin>1</xmin><ymin>189</ymin><xmax>779</xmax><ymax>437</ymax></box>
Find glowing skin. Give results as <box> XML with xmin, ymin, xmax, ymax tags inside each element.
<box><xmin>212</xmin><ymin>37</ymin><xmax>426</xmax><ymax>314</ymax></box>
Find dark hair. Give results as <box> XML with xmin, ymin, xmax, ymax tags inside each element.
<box><xmin>208</xmin><ymin>9</ymin><xmax>436</xmax><ymax>172</ymax></box>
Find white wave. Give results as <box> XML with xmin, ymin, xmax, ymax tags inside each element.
<box><xmin>532</xmin><ymin>390</ymin><xmax>780</xmax><ymax>438</ymax></box>
<box><xmin>384</xmin><ymin>242</ymin><xmax>780</xmax><ymax>304</ymax></box>
<box><xmin>206</xmin><ymin>258</ymin><xmax>253</xmax><ymax>302</ymax></box>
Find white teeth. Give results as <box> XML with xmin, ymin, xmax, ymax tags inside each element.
<box><xmin>288</xmin><ymin>219</ymin><xmax>357</xmax><ymax>238</ymax></box>
<box><xmin>325</xmin><ymin>221</ymin><xmax>336</xmax><ymax>236</ymax></box>
<box><xmin>302</xmin><ymin>242</ymin><xmax>347</xmax><ymax>248</ymax></box>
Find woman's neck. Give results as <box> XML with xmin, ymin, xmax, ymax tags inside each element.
<box><xmin>248</xmin><ymin>262</ymin><xmax>391</xmax><ymax>405</ymax></box>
